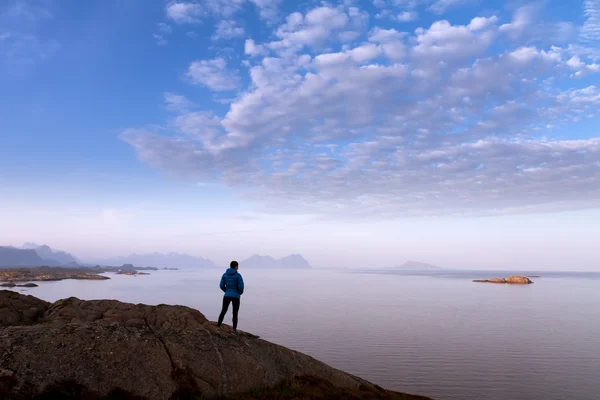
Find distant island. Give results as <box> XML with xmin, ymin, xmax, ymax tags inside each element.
<box><xmin>22</xmin><ymin>242</ymin><xmax>78</xmax><ymax>265</ymax></box>
<box><xmin>473</xmin><ymin>276</ymin><xmax>533</xmax><ymax>284</ymax></box>
<box><xmin>95</xmin><ymin>252</ymin><xmax>217</xmax><ymax>269</ymax></box>
<box><xmin>241</xmin><ymin>254</ymin><xmax>312</xmax><ymax>269</ymax></box>
<box><xmin>392</xmin><ymin>261</ymin><xmax>442</xmax><ymax>270</ymax></box>
<box><xmin>0</xmin><ymin>247</ymin><xmax>56</xmax><ymax>268</ymax></box>
<box><xmin>0</xmin><ymin>244</ymin><xmax>312</xmax><ymax>270</ymax></box>
<box><xmin>0</xmin><ymin>245</ymin><xmax>85</xmax><ymax>268</ymax></box>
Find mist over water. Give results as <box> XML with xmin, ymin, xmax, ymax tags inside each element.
<box><xmin>11</xmin><ymin>269</ymin><xmax>600</xmax><ymax>400</ymax></box>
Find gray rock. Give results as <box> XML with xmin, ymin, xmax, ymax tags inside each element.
<box><xmin>0</xmin><ymin>291</ymin><xmax>428</xmax><ymax>400</ymax></box>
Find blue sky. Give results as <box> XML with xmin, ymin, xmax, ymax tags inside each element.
<box><xmin>1</xmin><ymin>0</ymin><xmax>599</xmax><ymax>270</ymax></box>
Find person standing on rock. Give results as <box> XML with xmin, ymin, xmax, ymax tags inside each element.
<box><xmin>217</xmin><ymin>260</ymin><xmax>244</xmax><ymax>334</ymax></box>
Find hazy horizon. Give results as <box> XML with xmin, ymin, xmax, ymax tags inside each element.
<box><xmin>1</xmin><ymin>0</ymin><xmax>599</xmax><ymax>272</ymax></box>
<box><xmin>2</xmin><ymin>209</ymin><xmax>599</xmax><ymax>271</ymax></box>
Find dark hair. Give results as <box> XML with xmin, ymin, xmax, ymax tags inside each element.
<box><xmin>230</xmin><ymin>261</ymin><xmax>239</xmax><ymax>268</ymax></box>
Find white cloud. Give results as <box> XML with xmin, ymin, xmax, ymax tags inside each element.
<box><xmin>153</xmin><ymin>34</ymin><xmax>168</xmax><ymax>46</ymax></box>
<box><xmin>509</xmin><ymin>46</ymin><xmax>557</xmax><ymax>64</ymax></box>
<box><xmin>212</xmin><ymin>20</ymin><xmax>244</xmax><ymax>40</ymax></box>
<box><xmin>368</xmin><ymin>27</ymin><xmax>405</xmax><ymax>43</ymax></box>
<box><xmin>167</xmin><ymin>0</ymin><xmax>276</xmax><ymax>24</ymax></box>
<box><xmin>205</xmin><ymin>0</ymin><xmax>246</xmax><ymax>17</ymax></box>
<box><xmin>397</xmin><ymin>11</ymin><xmax>417</xmax><ymax>22</ymax></box>
<box><xmin>305</xmin><ymin>6</ymin><xmax>348</xmax><ymax>26</ymax></box>
<box><xmin>187</xmin><ymin>58</ymin><xmax>240</xmax><ymax>91</ymax></box>
<box><xmin>268</xmin><ymin>6</ymin><xmax>353</xmax><ymax>52</ymax></box>
<box><xmin>375</xmin><ymin>0</ymin><xmax>428</xmax><ymax>9</ymax></box>
<box><xmin>313</xmin><ymin>43</ymin><xmax>383</xmax><ymax>68</ymax></box>
<box><xmin>412</xmin><ymin>17</ymin><xmax>498</xmax><ymax>65</ymax></box>
<box><xmin>153</xmin><ymin>23</ymin><xmax>172</xmax><ymax>45</ymax></box>
<box><xmin>468</xmin><ymin>16</ymin><xmax>498</xmax><ymax>31</ymax></box>
<box><xmin>347</xmin><ymin>43</ymin><xmax>382</xmax><ymax>62</ymax></box>
<box><xmin>427</xmin><ymin>0</ymin><xmax>468</xmax><ymax>14</ymax></box>
<box><xmin>164</xmin><ymin>93</ymin><xmax>195</xmax><ymax>112</ymax></box>
<box><xmin>373</xmin><ymin>0</ymin><xmax>470</xmax><ymax>17</ymax></box>
<box><xmin>249</xmin><ymin>0</ymin><xmax>281</xmax><ymax>22</ymax></box>
<box><xmin>165</xmin><ymin>2</ymin><xmax>204</xmax><ymax>24</ymax></box>
<box><xmin>500</xmin><ymin>5</ymin><xmax>575</xmax><ymax>44</ymax></box>
<box><xmin>157</xmin><ymin>22</ymin><xmax>172</xmax><ymax>34</ymax></box>
<box><xmin>580</xmin><ymin>0</ymin><xmax>600</xmax><ymax>42</ymax></box>
<box><xmin>124</xmin><ymin>3</ymin><xmax>600</xmax><ymax>219</ymax></box>
<box><xmin>244</xmin><ymin>38</ymin><xmax>267</xmax><ymax>56</ymax></box>
<box><xmin>314</xmin><ymin>52</ymin><xmax>349</xmax><ymax>67</ymax></box>
<box><xmin>566</xmin><ymin>55</ymin><xmax>600</xmax><ymax>77</ymax></box>
<box><xmin>499</xmin><ymin>5</ymin><xmax>534</xmax><ymax>39</ymax></box>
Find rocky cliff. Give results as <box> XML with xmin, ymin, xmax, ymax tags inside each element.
<box><xmin>0</xmin><ymin>291</ymin><xmax>430</xmax><ymax>400</ymax></box>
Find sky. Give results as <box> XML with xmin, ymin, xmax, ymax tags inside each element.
<box><xmin>0</xmin><ymin>0</ymin><xmax>599</xmax><ymax>270</ymax></box>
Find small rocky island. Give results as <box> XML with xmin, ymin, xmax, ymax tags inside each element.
<box><xmin>473</xmin><ymin>276</ymin><xmax>534</xmax><ymax>284</ymax></box>
<box><xmin>0</xmin><ymin>291</ymin><xmax>431</xmax><ymax>399</ymax></box>
<box><xmin>115</xmin><ymin>271</ymin><xmax>151</xmax><ymax>276</ymax></box>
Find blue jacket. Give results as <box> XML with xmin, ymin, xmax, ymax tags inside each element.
<box><xmin>220</xmin><ymin>268</ymin><xmax>244</xmax><ymax>298</ymax></box>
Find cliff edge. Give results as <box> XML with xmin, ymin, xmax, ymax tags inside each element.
<box><xmin>0</xmin><ymin>291</ymin><xmax>430</xmax><ymax>399</ymax></box>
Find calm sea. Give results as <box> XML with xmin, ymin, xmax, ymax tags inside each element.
<box><xmin>7</xmin><ymin>268</ymin><xmax>600</xmax><ymax>400</ymax></box>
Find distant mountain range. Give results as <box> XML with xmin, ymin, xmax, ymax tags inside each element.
<box><xmin>0</xmin><ymin>247</ymin><xmax>49</xmax><ymax>267</ymax></box>
<box><xmin>240</xmin><ymin>254</ymin><xmax>311</xmax><ymax>269</ymax></box>
<box><xmin>0</xmin><ymin>244</ymin><xmax>79</xmax><ymax>268</ymax></box>
<box><xmin>95</xmin><ymin>253</ymin><xmax>216</xmax><ymax>269</ymax></box>
<box><xmin>0</xmin><ymin>243</ymin><xmax>311</xmax><ymax>269</ymax></box>
<box><xmin>392</xmin><ymin>261</ymin><xmax>442</xmax><ymax>270</ymax></box>
<box><xmin>22</xmin><ymin>243</ymin><xmax>78</xmax><ymax>265</ymax></box>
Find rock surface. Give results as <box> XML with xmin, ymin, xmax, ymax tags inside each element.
<box><xmin>505</xmin><ymin>276</ymin><xmax>533</xmax><ymax>284</ymax></box>
<box><xmin>473</xmin><ymin>276</ymin><xmax>533</xmax><ymax>284</ymax></box>
<box><xmin>0</xmin><ymin>291</ymin><xmax>430</xmax><ymax>400</ymax></box>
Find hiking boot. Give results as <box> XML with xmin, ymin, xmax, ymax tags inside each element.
<box><xmin>232</xmin><ymin>329</ymin><xmax>238</xmax><ymax>335</ymax></box>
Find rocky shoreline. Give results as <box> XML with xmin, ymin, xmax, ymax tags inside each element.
<box><xmin>0</xmin><ymin>265</ymin><xmax>165</xmax><ymax>285</ymax></box>
<box><xmin>0</xmin><ymin>291</ymin><xmax>431</xmax><ymax>399</ymax></box>
<box><xmin>0</xmin><ymin>267</ymin><xmax>110</xmax><ymax>283</ymax></box>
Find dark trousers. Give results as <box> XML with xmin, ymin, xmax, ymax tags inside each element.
<box><xmin>217</xmin><ymin>296</ymin><xmax>240</xmax><ymax>329</ymax></box>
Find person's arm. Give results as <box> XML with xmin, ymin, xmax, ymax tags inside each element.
<box><xmin>220</xmin><ymin>275</ymin><xmax>226</xmax><ymax>292</ymax></box>
<box><xmin>237</xmin><ymin>274</ymin><xmax>244</xmax><ymax>295</ymax></box>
